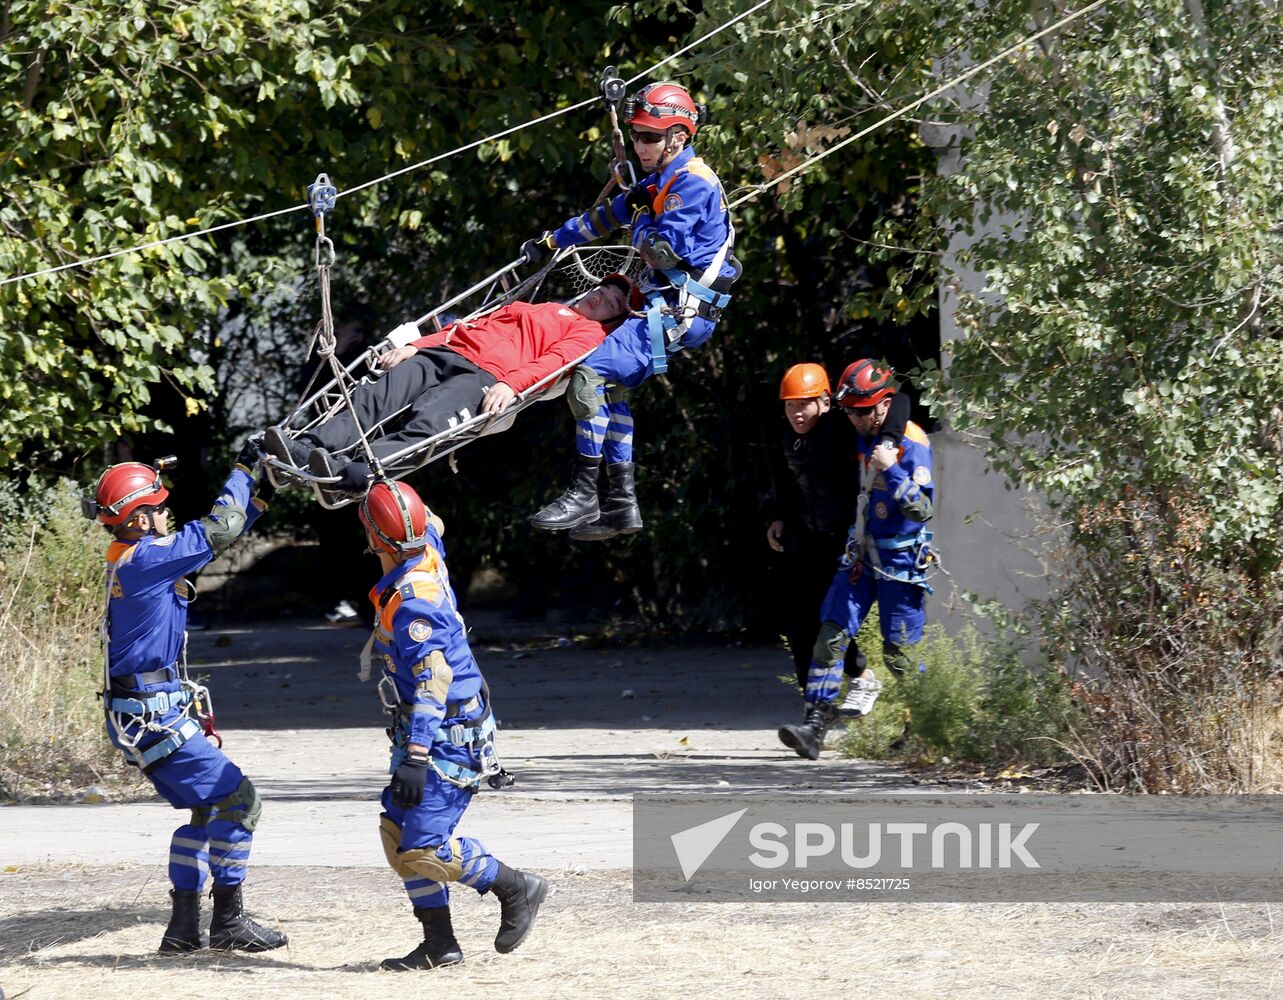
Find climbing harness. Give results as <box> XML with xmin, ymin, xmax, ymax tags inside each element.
<box><xmin>378</xmin><ymin>676</ymin><xmax>506</xmax><ymax>792</ymax></box>
<box><xmin>839</xmin><ymin>446</ymin><xmax>940</xmax><ymax>591</ymax></box>
<box><xmin>99</xmin><ymin>555</ymin><xmax>220</xmax><ymax>770</ymax></box>
<box><xmin>637</xmin><ymin>207</ymin><xmax>739</xmax><ymax>375</ymax></box>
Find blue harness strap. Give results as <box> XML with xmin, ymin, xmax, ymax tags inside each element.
<box><xmin>107</xmin><ymin>688</ymin><xmax>191</xmax><ymax>716</ymax></box>
<box><xmin>645</xmin><ymin>293</ymin><xmax>675</xmax><ymax>375</ymax></box>
<box><xmin>434</xmin><ymin>711</ymin><xmax>496</xmax><ymax>748</ymax></box>
<box><xmin>131</xmin><ymin>716</ymin><xmax>202</xmax><ymax>771</ymax></box>
<box><xmin>869</xmin><ymin>527</ymin><xmax>935</xmax><ymax>592</ymax></box>
<box><xmin>645</xmin><ymin>267</ymin><xmax>734</xmax><ymax>375</ymax></box>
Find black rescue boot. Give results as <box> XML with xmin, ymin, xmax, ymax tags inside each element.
<box><xmin>208</xmin><ymin>884</ymin><xmax>288</xmax><ymax>952</ymax></box>
<box><xmin>778</xmin><ymin>703</ymin><xmax>839</xmax><ymax>761</ymax></box>
<box><xmin>381</xmin><ymin>905</ymin><xmax>464</xmax><ymax>971</ymax></box>
<box><xmin>489</xmin><ymin>863</ymin><xmax>549</xmax><ymax>954</ymax></box>
<box><xmin>569</xmin><ymin>462</ymin><xmax>643</xmax><ymax>542</ymax></box>
<box><xmin>157</xmin><ymin>889</ymin><xmax>207</xmax><ymax>954</ymax></box>
<box><xmin>263</xmin><ymin>426</ymin><xmax>312</xmax><ymax>468</ymax></box>
<box><xmin>530</xmin><ymin>456</ymin><xmax>601</xmax><ymax>531</ymax></box>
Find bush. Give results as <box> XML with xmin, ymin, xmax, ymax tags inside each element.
<box><xmin>837</xmin><ymin>608</ymin><xmax>1079</xmax><ymax>768</ymax></box>
<box><xmin>1044</xmin><ymin>487</ymin><xmax>1283</xmax><ymax>793</ymax></box>
<box><xmin>0</xmin><ymin>478</ymin><xmax>133</xmax><ymax>800</ymax></box>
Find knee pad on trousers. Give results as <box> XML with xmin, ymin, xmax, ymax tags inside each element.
<box><xmin>603</xmin><ymin>384</ymin><xmax>629</xmax><ymax>406</ymax></box>
<box><xmin>568</xmin><ymin>366</ymin><xmax>606</xmax><ymax>420</ymax></box>
<box><xmin>189</xmin><ymin>806</ymin><xmax>214</xmax><ymax>828</ymax></box>
<box><xmin>380</xmin><ymin>816</ymin><xmax>466</xmax><ymax>883</ymax></box>
<box><xmin>380</xmin><ymin>815</ymin><xmax>416</xmax><ymax>879</ymax></box>
<box><xmin>813</xmin><ymin>621</ymin><xmax>851</xmax><ymax>668</ymax></box>
<box><xmin>882</xmin><ymin>640</ymin><xmax>916</xmax><ymax>679</ymax></box>
<box><xmin>213</xmin><ymin>777</ymin><xmax>262</xmax><ymax>832</ymax></box>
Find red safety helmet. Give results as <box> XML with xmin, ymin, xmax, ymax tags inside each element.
<box><xmin>87</xmin><ymin>462</ymin><xmax>169</xmax><ymax>527</ymax></box>
<box><xmin>600</xmin><ymin>272</ymin><xmax>644</xmax><ymax>312</ymax></box>
<box><xmin>360</xmin><ymin>480</ymin><xmax>431</xmax><ymax>556</ymax></box>
<box><xmin>624</xmin><ymin>82</ymin><xmax>704</xmax><ymax>136</ymax></box>
<box><xmin>779</xmin><ymin>363</ymin><xmax>831</xmax><ymax>400</ymax></box>
<box><xmin>835</xmin><ymin>359</ymin><xmax>896</xmax><ymax>409</ymax></box>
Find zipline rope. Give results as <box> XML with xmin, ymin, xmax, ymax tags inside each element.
<box><xmin>728</xmin><ymin>0</ymin><xmax>1113</xmax><ymax>210</ymax></box>
<box><xmin>0</xmin><ymin>0</ymin><xmax>777</xmax><ymax>289</ymax></box>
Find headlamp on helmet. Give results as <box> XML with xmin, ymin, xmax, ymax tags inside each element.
<box><xmin>85</xmin><ymin>461</ymin><xmax>174</xmax><ymax>527</ymax></box>
<box><xmin>835</xmin><ymin>359</ymin><xmax>896</xmax><ymax>410</ymax></box>
<box><xmin>624</xmin><ymin>82</ymin><xmax>707</xmax><ymax>137</ymax></box>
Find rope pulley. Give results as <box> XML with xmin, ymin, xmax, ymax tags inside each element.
<box><xmin>592</xmin><ymin>65</ymin><xmax>636</xmax><ymax>208</ymax></box>
<box><xmin>307</xmin><ymin>172</ymin><xmax>338</xmax><ymax>267</ymax></box>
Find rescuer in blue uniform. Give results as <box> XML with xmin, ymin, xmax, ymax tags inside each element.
<box><xmin>360</xmin><ymin>479</ymin><xmax>548</xmax><ymax>970</ymax></box>
<box><xmin>523</xmin><ymin>81</ymin><xmax>740</xmax><ymax>541</ymax></box>
<box><xmin>87</xmin><ymin>451</ymin><xmax>286</xmax><ymax>953</ymax></box>
<box><xmin>778</xmin><ymin>361</ymin><xmax>936</xmax><ymax>760</ymax></box>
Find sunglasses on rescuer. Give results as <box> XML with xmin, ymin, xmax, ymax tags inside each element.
<box><xmin>630</xmin><ymin>130</ymin><xmax>667</xmax><ymax>145</ymax></box>
<box><xmin>834</xmin><ymin>385</ymin><xmax>877</xmax><ymax>412</ymax></box>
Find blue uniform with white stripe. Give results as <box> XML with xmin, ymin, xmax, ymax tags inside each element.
<box><xmin>372</xmin><ymin>528</ymin><xmax>501</xmax><ymax>908</ymax></box>
<box><xmin>103</xmin><ymin>466</ymin><xmax>266</xmax><ymax>891</ymax></box>
<box><xmin>552</xmin><ymin>145</ymin><xmax>733</xmax><ymax>463</ymax></box>
<box><xmin>806</xmin><ymin>422</ymin><xmax>936</xmax><ymax>705</ymax></box>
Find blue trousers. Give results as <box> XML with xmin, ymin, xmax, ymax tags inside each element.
<box><xmin>804</xmin><ymin>567</ymin><xmax>927</xmax><ymax>705</ymax></box>
<box><xmin>108</xmin><ymin>715</ymin><xmax>254</xmax><ymax>891</ymax></box>
<box><xmin>575</xmin><ymin>314</ymin><xmax>716</xmax><ymax>463</ymax></box>
<box><xmin>381</xmin><ymin>749</ymin><xmax>499</xmax><ymax>909</ymax></box>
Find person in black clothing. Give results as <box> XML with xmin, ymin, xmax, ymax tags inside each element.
<box><xmin>765</xmin><ymin>362</ymin><xmax>908</xmax><ymax>689</ymax></box>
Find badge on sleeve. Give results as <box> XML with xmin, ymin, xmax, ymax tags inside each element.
<box><xmin>408</xmin><ymin>619</ymin><xmax>433</xmax><ymax>643</ymax></box>
<box><xmin>874</xmin><ymin>501</ymin><xmax>889</xmax><ymax>520</ymax></box>
<box><xmin>663</xmin><ymin>193</ymin><xmax>683</xmax><ymax>212</ymax></box>
<box><xmin>913</xmin><ymin>466</ymin><xmax>932</xmax><ymax>486</ymax></box>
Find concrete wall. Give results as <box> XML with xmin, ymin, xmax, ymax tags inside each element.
<box><xmin>922</xmin><ymin>121</ymin><xmax>1051</xmax><ymax>635</ymax></box>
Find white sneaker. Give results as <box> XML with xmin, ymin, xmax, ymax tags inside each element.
<box><xmin>838</xmin><ymin>676</ymin><xmax>883</xmax><ymax>718</ymax></box>
<box><xmin>324</xmin><ymin>599</ymin><xmax>360</xmax><ymax>625</ymax></box>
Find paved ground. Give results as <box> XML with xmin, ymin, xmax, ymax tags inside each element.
<box><xmin>2</xmin><ymin>619</ymin><xmax>1279</xmax><ymax>998</ymax></box>
<box><xmin>1</xmin><ymin>619</ymin><xmax>909</xmax><ymax>871</ymax></box>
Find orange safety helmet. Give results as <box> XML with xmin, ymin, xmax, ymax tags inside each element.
<box><xmin>359</xmin><ymin>480</ymin><xmax>431</xmax><ymax>556</ymax></box>
<box><xmin>87</xmin><ymin>462</ymin><xmax>169</xmax><ymax>527</ymax></box>
<box><xmin>624</xmin><ymin>82</ymin><xmax>704</xmax><ymax>136</ymax></box>
<box><xmin>600</xmin><ymin>272</ymin><xmax>644</xmax><ymax>312</ymax></box>
<box><xmin>835</xmin><ymin>359</ymin><xmax>896</xmax><ymax>409</ymax></box>
<box><xmin>779</xmin><ymin>363</ymin><xmax>831</xmax><ymax>400</ymax></box>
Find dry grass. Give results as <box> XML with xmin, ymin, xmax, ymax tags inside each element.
<box><xmin>1</xmin><ymin>865</ymin><xmax>1280</xmax><ymax>999</ymax></box>
<box><xmin>0</xmin><ymin>482</ymin><xmax>127</xmax><ymax>801</ymax></box>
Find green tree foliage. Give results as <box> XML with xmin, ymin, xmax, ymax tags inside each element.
<box><xmin>841</xmin><ymin>0</ymin><xmax>1283</xmax><ymax>788</ymax></box>
<box><xmin>2</xmin><ymin>0</ymin><xmax>936</xmax><ymax>631</ymax></box>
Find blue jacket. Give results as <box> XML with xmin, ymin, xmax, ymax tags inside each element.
<box><xmin>104</xmin><ymin>467</ymin><xmax>263</xmax><ymax>688</ymax></box>
<box><xmin>841</xmin><ymin>421</ymin><xmax>935</xmax><ymax>581</ymax></box>
<box><xmin>368</xmin><ymin>530</ymin><xmax>483</xmax><ymax>749</ymax></box>
<box><xmin>553</xmin><ymin>146</ymin><xmax>736</xmax><ymax>285</ymax></box>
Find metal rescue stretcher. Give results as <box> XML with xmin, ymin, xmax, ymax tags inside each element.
<box><xmin>261</xmin><ymin>237</ymin><xmax>639</xmax><ymax>509</ymax></box>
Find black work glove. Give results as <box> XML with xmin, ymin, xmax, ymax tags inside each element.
<box><xmin>235</xmin><ymin>436</ymin><xmax>262</xmax><ymax>471</ymax></box>
<box><xmin>520</xmin><ymin>232</ymin><xmax>554</xmax><ymax>265</ymax></box>
<box><xmin>252</xmin><ymin>475</ymin><xmax>276</xmax><ymax>505</ymax></box>
<box><xmin>625</xmin><ymin>183</ymin><xmax>652</xmax><ymax>217</ymax></box>
<box><xmin>390</xmin><ymin>753</ymin><xmax>429</xmax><ymax>808</ymax></box>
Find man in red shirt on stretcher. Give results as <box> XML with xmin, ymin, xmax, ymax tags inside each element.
<box><xmin>264</xmin><ymin>275</ymin><xmax>640</xmax><ymax>493</ymax></box>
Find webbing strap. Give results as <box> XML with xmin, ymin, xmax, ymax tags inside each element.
<box><xmin>646</xmin><ymin>296</ymin><xmax>674</xmax><ymax>375</ymax></box>
<box><xmin>430</xmin><ymin>756</ymin><xmax>483</xmax><ymax>789</ymax></box>
<box><xmin>433</xmin><ymin>709</ymin><xmax>496</xmax><ymax>747</ymax></box>
<box><xmin>107</xmin><ymin>688</ymin><xmax>191</xmax><ymax>716</ymax></box>
<box><xmin>388</xmin><ymin>744</ymin><xmax>483</xmax><ymax>790</ymax></box>
<box><xmin>133</xmin><ymin>717</ymin><xmax>202</xmax><ymax>770</ymax></box>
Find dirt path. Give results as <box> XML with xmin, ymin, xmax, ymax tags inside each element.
<box><xmin>1</xmin><ymin>620</ymin><xmax>1279</xmax><ymax>998</ymax></box>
